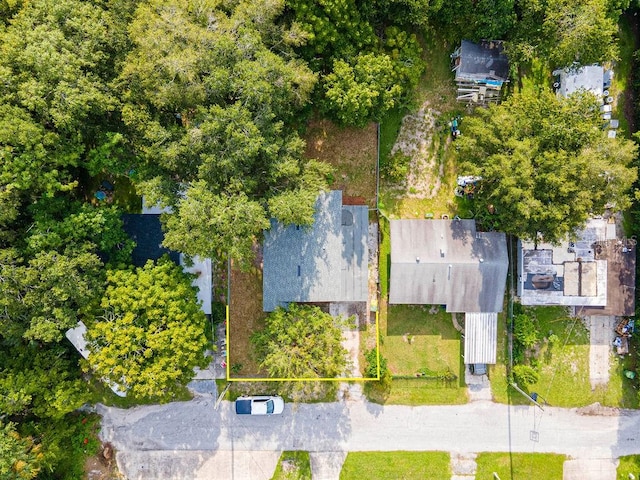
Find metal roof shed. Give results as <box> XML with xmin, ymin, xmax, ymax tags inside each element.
<box><xmin>464</xmin><ymin>312</ymin><xmax>498</xmax><ymax>364</ymax></box>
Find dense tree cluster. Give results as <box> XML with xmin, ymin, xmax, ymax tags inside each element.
<box><xmin>458</xmin><ymin>90</ymin><xmax>637</xmax><ymax>243</ymax></box>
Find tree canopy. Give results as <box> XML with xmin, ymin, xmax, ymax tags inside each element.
<box><xmin>252</xmin><ymin>304</ymin><xmax>350</xmax><ymax>379</ymax></box>
<box><xmin>118</xmin><ymin>0</ymin><xmax>329</xmax><ymax>264</ymax></box>
<box><xmin>458</xmin><ymin>89</ymin><xmax>637</xmax><ymax>244</ymax></box>
<box><xmin>85</xmin><ymin>260</ymin><xmax>208</xmax><ymax>401</ymax></box>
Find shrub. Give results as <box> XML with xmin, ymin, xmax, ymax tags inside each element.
<box><xmin>512</xmin><ymin>364</ymin><xmax>540</xmax><ymax>387</ymax></box>
<box><xmin>514</xmin><ymin>313</ymin><xmax>539</xmax><ymax>349</ymax></box>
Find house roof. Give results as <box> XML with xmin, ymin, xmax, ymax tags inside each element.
<box><xmin>453</xmin><ymin>40</ymin><xmax>509</xmax><ymax>83</ymax></box>
<box><xmin>389</xmin><ymin>219</ymin><xmax>508</xmax><ymax>312</ymax></box>
<box><xmin>122</xmin><ymin>214</ymin><xmax>180</xmax><ymax>267</ymax></box>
<box><xmin>464</xmin><ymin>312</ymin><xmax>498</xmax><ymax>364</ymax></box>
<box><xmin>122</xmin><ymin>213</ymin><xmax>212</xmax><ymax>315</ymax></box>
<box><xmin>556</xmin><ymin>65</ymin><xmax>604</xmax><ymax>98</ymax></box>
<box><xmin>262</xmin><ymin>190</ymin><xmax>368</xmax><ymax>312</ymax></box>
<box><xmin>518</xmin><ymin>217</ymin><xmax>635</xmax><ymax>315</ymax></box>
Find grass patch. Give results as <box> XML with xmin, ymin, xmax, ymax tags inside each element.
<box><xmin>493</xmin><ymin>305</ymin><xmax>637</xmax><ymax>408</ymax></box>
<box><xmin>271</xmin><ymin>451</ymin><xmax>311</xmax><ymax>480</ymax></box>
<box><xmin>379</xmin><ymin>215</ymin><xmax>391</xmax><ymax>299</ymax></box>
<box><xmin>378</xmin><ymin>33</ymin><xmax>470</xmax><ymax>221</ymax></box>
<box><xmin>613</xmin><ymin>12</ymin><xmax>637</xmax><ymax>137</ymax></box>
<box><xmin>304</xmin><ymin>119</ymin><xmax>378</xmax><ymax>207</ymax></box>
<box><xmin>617</xmin><ymin>455</ymin><xmax>640</xmax><ymax>479</ymax></box>
<box><xmin>340</xmin><ymin>451</ymin><xmax>450</xmax><ymax>480</ymax></box>
<box><xmin>367</xmin><ymin>302</ymin><xmax>467</xmax><ymax>405</ymax></box>
<box><xmin>228</xmin><ymin>267</ymin><xmax>267</xmax><ymax>378</ymax></box>
<box><xmin>87</xmin><ymin>375</ymin><xmax>192</xmax><ymax>408</ymax></box>
<box><xmin>475</xmin><ymin>452</ymin><xmax>566</xmax><ymax>480</ymax></box>
<box><xmin>385</xmin><ymin>305</ymin><xmax>461</xmax><ymax>377</ymax></box>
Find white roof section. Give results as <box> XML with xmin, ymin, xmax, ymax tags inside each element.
<box><xmin>180</xmin><ymin>254</ymin><xmax>212</xmax><ymax>315</ymax></box>
<box><xmin>141</xmin><ymin>196</ymin><xmax>172</xmax><ymax>214</ymax></box>
<box><xmin>65</xmin><ymin>321</ymin><xmax>127</xmax><ymax>397</ymax></box>
<box><xmin>556</xmin><ymin>65</ymin><xmax>604</xmax><ymax>98</ymax></box>
<box><xmin>518</xmin><ymin>218</ymin><xmax>613</xmax><ymax>307</ymax></box>
<box><xmin>464</xmin><ymin>313</ymin><xmax>498</xmax><ymax>364</ymax></box>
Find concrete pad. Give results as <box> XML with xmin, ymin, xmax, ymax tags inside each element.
<box><xmin>563</xmin><ymin>458</ymin><xmax>617</xmax><ymax>480</ymax></box>
<box><xmin>116</xmin><ymin>450</ymin><xmax>281</xmax><ymax>480</ymax></box>
<box><xmin>309</xmin><ymin>451</ymin><xmax>347</xmax><ymax>480</ymax></box>
<box><xmin>587</xmin><ymin>316</ymin><xmax>616</xmax><ymax>389</ymax></box>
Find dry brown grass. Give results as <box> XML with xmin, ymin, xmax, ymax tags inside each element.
<box><xmin>228</xmin><ymin>267</ymin><xmax>267</xmax><ymax>377</ymax></box>
<box><xmin>304</xmin><ymin>119</ymin><xmax>377</xmax><ymax>207</ymax></box>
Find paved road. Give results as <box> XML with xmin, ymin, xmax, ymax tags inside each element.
<box><xmin>98</xmin><ymin>397</ymin><xmax>640</xmax><ymax>479</ymax></box>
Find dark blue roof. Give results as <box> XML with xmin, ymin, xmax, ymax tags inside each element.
<box><xmin>122</xmin><ymin>214</ymin><xmax>180</xmax><ymax>267</ymax></box>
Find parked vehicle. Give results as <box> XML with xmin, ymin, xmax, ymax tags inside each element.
<box><xmin>469</xmin><ymin>363</ymin><xmax>487</xmax><ymax>376</ymax></box>
<box><xmin>235</xmin><ymin>395</ymin><xmax>285</xmax><ymax>415</ymax></box>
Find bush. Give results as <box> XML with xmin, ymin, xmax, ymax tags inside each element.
<box><xmin>381</xmin><ymin>151</ymin><xmax>410</xmax><ymax>183</ymax></box>
<box><xmin>512</xmin><ymin>365</ymin><xmax>540</xmax><ymax>387</ymax></box>
<box><xmin>514</xmin><ymin>313</ymin><xmax>539</xmax><ymax>349</ymax></box>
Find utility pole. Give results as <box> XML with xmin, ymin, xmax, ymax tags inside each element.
<box><xmin>510</xmin><ymin>382</ymin><xmax>544</xmax><ymax>411</ymax></box>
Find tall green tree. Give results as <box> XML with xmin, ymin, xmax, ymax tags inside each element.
<box><xmin>458</xmin><ymin>89</ymin><xmax>637</xmax><ymax>244</ymax></box>
<box><xmin>0</xmin><ymin>248</ymin><xmax>104</xmax><ymax>342</ymax></box>
<box><xmin>0</xmin><ymin>344</ymin><xmax>89</xmax><ymax>420</ymax></box>
<box><xmin>323</xmin><ymin>53</ymin><xmax>403</xmax><ymax>127</ymax></box>
<box><xmin>85</xmin><ymin>260</ymin><xmax>208</xmax><ymax>401</ymax></box>
<box><xmin>119</xmin><ymin>0</ymin><xmax>328</xmax><ymax>264</ymax></box>
<box><xmin>252</xmin><ymin>304</ymin><xmax>350</xmax><ymax>379</ymax></box>
<box><xmin>0</xmin><ymin>422</ymin><xmax>43</xmax><ymax>480</ymax></box>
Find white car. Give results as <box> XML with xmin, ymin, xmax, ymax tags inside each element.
<box><xmin>235</xmin><ymin>395</ymin><xmax>285</xmax><ymax>415</ymax></box>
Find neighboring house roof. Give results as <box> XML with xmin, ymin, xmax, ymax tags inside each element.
<box><xmin>464</xmin><ymin>312</ymin><xmax>497</xmax><ymax>364</ymax></box>
<box><xmin>518</xmin><ymin>217</ymin><xmax>636</xmax><ymax>316</ymax></box>
<box><xmin>122</xmin><ymin>213</ymin><xmax>180</xmax><ymax>267</ymax></box>
<box><xmin>389</xmin><ymin>219</ymin><xmax>508</xmax><ymax>312</ymax></box>
<box><xmin>554</xmin><ymin>65</ymin><xmax>604</xmax><ymax>98</ymax></box>
<box><xmin>452</xmin><ymin>40</ymin><xmax>509</xmax><ymax>83</ymax></box>
<box><xmin>65</xmin><ymin>321</ymin><xmax>127</xmax><ymax>397</ymax></box>
<box><xmin>122</xmin><ymin>213</ymin><xmax>212</xmax><ymax>315</ymax></box>
<box><xmin>262</xmin><ymin>190</ymin><xmax>368</xmax><ymax>312</ymax></box>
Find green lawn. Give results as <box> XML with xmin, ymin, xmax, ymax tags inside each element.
<box><xmin>271</xmin><ymin>451</ymin><xmax>311</xmax><ymax>480</ymax></box>
<box><xmin>385</xmin><ymin>305</ymin><xmax>462</xmax><ymax>377</ymax></box>
<box><xmin>475</xmin><ymin>452</ymin><xmax>566</xmax><ymax>480</ymax></box>
<box><xmin>492</xmin><ymin>305</ymin><xmax>637</xmax><ymax>408</ymax></box>
<box><xmin>617</xmin><ymin>455</ymin><xmax>640</xmax><ymax>480</ymax></box>
<box><xmin>340</xmin><ymin>452</ymin><xmax>450</xmax><ymax>480</ymax></box>
<box><xmin>366</xmin><ymin>302</ymin><xmax>467</xmax><ymax>405</ymax></box>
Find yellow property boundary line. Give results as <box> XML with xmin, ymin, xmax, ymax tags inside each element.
<box><xmin>225</xmin><ymin>305</ymin><xmax>381</xmax><ymax>382</ymax></box>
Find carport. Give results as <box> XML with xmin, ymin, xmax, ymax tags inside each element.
<box><xmin>464</xmin><ymin>312</ymin><xmax>497</xmax><ymax>364</ymax></box>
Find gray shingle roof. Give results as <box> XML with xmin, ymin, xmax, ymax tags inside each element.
<box><xmin>262</xmin><ymin>191</ymin><xmax>368</xmax><ymax>312</ymax></box>
<box><xmin>389</xmin><ymin>219</ymin><xmax>508</xmax><ymax>312</ymax></box>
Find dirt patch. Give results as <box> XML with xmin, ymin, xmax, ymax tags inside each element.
<box><xmin>389</xmin><ymin>102</ymin><xmax>441</xmax><ymax>198</ymax></box>
<box><xmin>228</xmin><ymin>266</ymin><xmax>267</xmax><ymax>377</ymax></box>
<box><xmin>85</xmin><ymin>443</ymin><xmax>121</xmax><ymax>480</ymax></box>
<box><xmin>304</xmin><ymin>119</ymin><xmax>377</xmax><ymax>207</ymax></box>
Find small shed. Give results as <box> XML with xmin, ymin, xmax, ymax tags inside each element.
<box><xmin>464</xmin><ymin>313</ymin><xmax>498</xmax><ymax>364</ymax></box>
<box><xmin>451</xmin><ymin>40</ymin><xmax>509</xmax><ymax>104</ymax></box>
<box><xmin>553</xmin><ymin>65</ymin><xmax>604</xmax><ymax>98</ymax></box>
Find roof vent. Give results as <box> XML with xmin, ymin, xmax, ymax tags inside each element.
<box><xmin>479</xmin><ymin>257</ymin><xmax>484</xmax><ymax>263</ymax></box>
<box><xmin>416</xmin><ymin>257</ymin><xmax>420</xmax><ymax>263</ymax></box>
<box><xmin>440</xmin><ymin>249</ymin><xmax>446</xmax><ymax>258</ymax></box>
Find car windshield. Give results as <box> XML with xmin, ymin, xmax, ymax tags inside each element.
<box><xmin>266</xmin><ymin>399</ymin><xmax>274</xmax><ymax>414</ymax></box>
